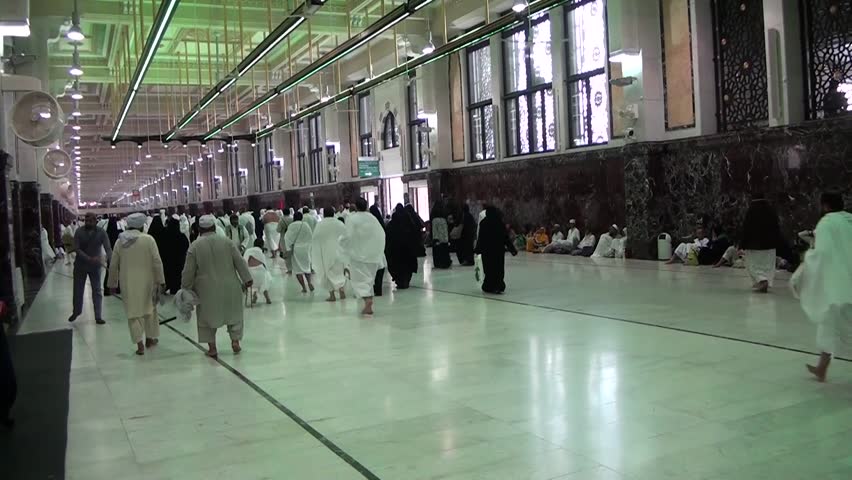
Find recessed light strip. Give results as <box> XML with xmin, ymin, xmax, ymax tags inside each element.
<box><xmin>167</xmin><ymin>7</ymin><xmax>311</xmax><ymax>137</ymax></box>
<box><xmin>204</xmin><ymin>3</ymin><xmax>417</xmax><ymax>139</ymax></box>
<box><xmin>110</xmin><ymin>0</ymin><xmax>181</xmax><ymax>142</ymax></box>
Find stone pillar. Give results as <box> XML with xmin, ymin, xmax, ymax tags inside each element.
<box><xmin>40</xmin><ymin>193</ymin><xmax>54</xmax><ymax>247</ymax></box>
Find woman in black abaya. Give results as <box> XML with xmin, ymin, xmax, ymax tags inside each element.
<box><xmin>161</xmin><ymin>217</ymin><xmax>190</xmax><ymax>294</ymax></box>
<box><xmin>104</xmin><ymin>217</ymin><xmax>122</xmax><ymax>295</ymax></box>
<box><xmin>369</xmin><ymin>204</ymin><xmax>387</xmax><ymax>296</ymax></box>
<box><xmin>474</xmin><ymin>206</ymin><xmax>517</xmax><ymax>294</ymax></box>
<box><xmin>386</xmin><ymin>204</ymin><xmax>419</xmax><ymax>289</ymax></box>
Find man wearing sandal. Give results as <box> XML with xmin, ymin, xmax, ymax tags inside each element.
<box><xmin>181</xmin><ymin>215</ymin><xmax>253</xmax><ymax>358</ymax></box>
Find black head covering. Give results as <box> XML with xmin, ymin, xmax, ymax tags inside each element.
<box><xmin>148</xmin><ymin>215</ymin><xmax>164</xmax><ymax>240</ymax></box>
<box><xmin>369</xmin><ymin>204</ymin><xmax>385</xmax><ymax>229</ymax></box>
<box><xmin>106</xmin><ymin>217</ymin><xmax>120</xmax><ymax>247</ymax></box>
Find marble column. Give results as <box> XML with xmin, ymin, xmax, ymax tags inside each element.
<box><xmin>0</xmin><ymin>152</ymin><xmax>19</xmax><ymax>323</ymax></box>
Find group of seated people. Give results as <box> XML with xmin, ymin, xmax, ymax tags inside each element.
<box><xmin>510</xmin><ymin>221</ymin><xmax>628</xmax><ymax>259</ymax></box>
<box><xmin>665</xmin><ymin>224</ymin><xmax>799</xmax><ymax>272</ymax></box>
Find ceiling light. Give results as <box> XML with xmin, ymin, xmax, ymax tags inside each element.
<box><xmin>69</xmin><ymin>47</ymin><xmax>84</xmax><ymax>76</ymax></box>
<box><xmin>422</xmin><ymin>31</ymin><xmax>435</xmax><ymax>55</ymax></box>
<box><xmin>206</xmin><ymin>153</ymin><xmax>213</xmax><ymax>158</ymax></box>
<box><xmin>217</xmin><ymin>146</ymin><xmax>224</xmax><ymax>153</ymax></box>
<box><xmin>71</xmin><ymin>101</ymin><xmax>82</xmax><ymax>116</ymax></box>
<box><xmin>38</xmin><ymin>110</ymin><xmax>52</xmax><ymax>119</ymax></box>
<box><xmin>67</xmin><ymin>24</ymin><xmax>84</xmax><ymax>42</ymax></box>
<box><xmin>72</xmin><ymin>124</ymin><xmax>81</xmax><ymax>131</ymax></box>
<box><xmin>137</xmin><ymin>144</ymin><xmax>143</xmax><ymax>149</ymax></box>
<box><xmin>111</xmin><ymin>144</ymin><xmax>116</xmax><ymax>149</ymax></box>
<box><xmin>71</xmin><ymin>134</ymin><xmax>81</xmax><ymax>140</ymax></box>
<box><xmin>69</xmin><ymin>79</ymin><xmax>84</xmax><ymax>100</ymax></box>
<box><xmin>145</xmin><ymin>153</ymin><xmax>151</xmax><ymax>158</ymax></box>
<box><xmin>135</xmin><ymin>160</ymin><xmax>141</xmax><ymax>165</ymax></box>
<box><xmin>512</xmin><ymin>0</ymin><xmax>527</xmax><ymax>12</ymax></box>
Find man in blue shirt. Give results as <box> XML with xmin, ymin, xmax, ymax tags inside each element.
<box><xmin>69</xmin><ymin>213</ymin><xmax>112</xmax><ymax>324</ymax></box>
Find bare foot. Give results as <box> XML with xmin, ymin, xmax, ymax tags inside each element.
<box><xmin>326</xmin><ymin>294</ymin><xmax>336</xmax><ymax>302</ymax></box>
<box><xmin>205</xmin><ymin>349</ymin><xmax>218</xmax><ymax>359</ymax></box>
<box><xmin>361</xmin><ymin>306</ymin><xmax>374</xmax><ymax>315</ymax></box>
<box><xmin>806</xmin><ymin>364</ymin><xmax>827</xmax><ymax>382</ymax></box>
<box><xmin>135</xmin><ymin>342</ymin><xmax>145</xmax><ymax>355</ymax></box>
<box><xmin>231</xmin><ymin>341</ymin><xmax>242</xmax><ymax>354</ymax></box>
<box><xmin>754</xmin><ymin>280</ymin><xmax>769</xmax><ymax>293</ymax></box>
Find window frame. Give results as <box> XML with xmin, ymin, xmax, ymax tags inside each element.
<box><xmin>358</xmin><ymin>92</ymin><xmax>375</xmax><ymax>157</ymax></box>
<box><xmin>501</xmin><ymin>13</ymin><xmax>555</xmax><ymax>157</ymax></box>
<box><xmin>295</xmin><ymin>118</ymin><xmax>308</xmax><ymax>186</ymax></box>
<box><xmin>381</xmin><ymin>112</ymin><xmax>399</xmax><ymax>149</ymax></box>
<box><xmin>466</xmin><ymin>40</ymin><xmax>496</xmax><ymax>162</ymax></box>
<box><xmin>564</xmin><ymin>0</ymin><xmax>612</xmax><ymax>147</ymax></box>
<box><xmin>308</xmin><ymin>113</ymin><xmax>324</xmax><ymax>185</ymax></box>
<box><xmin>407</xmin><ymin>71</ymin><xmax>430</xmax><ymax>171</ymax></box>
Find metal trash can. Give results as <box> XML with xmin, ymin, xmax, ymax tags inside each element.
<box><xmin>657</xmin><ymin>233</ymin><xmax>672</xmax><ymax>260</ymax></box>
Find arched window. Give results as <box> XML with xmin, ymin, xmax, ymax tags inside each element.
<box><xmin>382</xmin><ymin>112</ymin><xmax>398</xmax><ymax>149</ymax></box>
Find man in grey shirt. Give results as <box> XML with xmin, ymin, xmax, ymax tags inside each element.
<box><xmin>69</xmin><ymin>213</ymin><xmax>112</xmax><ymax>324</ymax></box>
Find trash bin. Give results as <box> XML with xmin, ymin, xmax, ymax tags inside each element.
<box><xmin>657</xmin><ymin>233</ymin><xmax>672</xmax><ymax>260</ymax></box>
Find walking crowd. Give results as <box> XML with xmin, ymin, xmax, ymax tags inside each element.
<box><xmin>52</xmin><ymin>192</ymin><xmax>851</xmax><ymax>381</ymax></box>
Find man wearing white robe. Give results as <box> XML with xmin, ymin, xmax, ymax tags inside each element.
<box><xmin>566</xmin><ymin>220</ymin><xmax>581</xmax><ymax>248</ymax></box>
<box><xmin>262</xmin><ymin>209</ymin><xmax>282</xmax><ymax>255</ymax></box>
<box><xmin>791</xmin><ymin>192</ymin><xmax>852</xmax><ymax>382</ymax></box>
<box><xmin>591</xmin><ymin>225</ymin><xmax>619</xmax><ymax>258</ymax></box>
<box><xmin>301</xmin><ymin>206</ymin><xmax>318</xmax><ymax>231</ymax></box>
<box><xmin>312</xmin><ymin>209</ymin><xmax>347</xmax><ymax>301</ymax></box>
<box><xmin>341</xmin><ymin>198</ymin><xmax>386</xmax><ymax>315</ymax></box>
<box><xmin>277</xmin><ymin>209</ymin><xmax>295</xmax><ymax>273</ymax></box>
<box><xmin>239</xmin><ymin>209</ymin><xmax>257</xmax><ymax>244</ymax></box>
<box><xmin>107</xmin><ymin>213</ymin><xmax>165</xmax><ymax>355</ymax></box>
<box><xmin>283</xmin><ymin>211</ymin><xmax>315</xmax><ymax>293</ymax></box>
<box><xmin>179</xmin><ymin>214</ymin><xmax>190</xmax><ymax>240</ymax></box>
<box><xmin>181</xmin><ymin>215</ymin><xmax>253</xmax><ymax>358</ymax></box>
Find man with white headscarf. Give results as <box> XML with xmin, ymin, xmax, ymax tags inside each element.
<box><xmin>181</xmin><ymin>215</ymin><xmax>253</xmax><ymax>358</ymax></box>
<box><xmin>341</xmin><ymin>198</ymin><xmax>386</xmax><ymax>315</ymax></box>
<box><xmin>108</xmin><ymin>213</ymin><xmax>165</xmax><ymax>355</ymax></box>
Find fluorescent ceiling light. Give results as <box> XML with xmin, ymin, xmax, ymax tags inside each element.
<box><xmin>0</xmin><ymin>22</ymin><xmax>30</xmax><ymax>37</ymax></box>
<box><xmin>239</xmin><ymin>17</ymin><xmax>305</xmax><ymax>76</ymax></box>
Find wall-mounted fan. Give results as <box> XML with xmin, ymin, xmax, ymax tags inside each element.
<box><xmin>9</xmin><ymin>91</ymin><xmax>66</xmax><ymax>147</ymax></box>
<box><xmin>43</xmin><ymin>149</ymin><xmax>73</xmax><ymax>179</ymax></box>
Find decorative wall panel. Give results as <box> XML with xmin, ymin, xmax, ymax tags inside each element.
<box><xmin>449</xmin><ymin>52</ymin><xmax>466</xmax><ymax>162</ymax></box>
<box><xmin>712</xmin><ymin>0</ymin><xmax>768</xmax><ymax>130</ymax></box>
<box><xmin>801</xmin><ymin>0</ymin><xmax>852</xmax><ymax>119</ymax></box>
<box><xmin>661</xmin><ymin>0</ymin><xmax>696</xmax><ymax>129</ymax></box>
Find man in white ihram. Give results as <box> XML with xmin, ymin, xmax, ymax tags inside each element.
<box><xmin>181</xmin><ymin>215</ymin><xmax>253</xmax><ymax>358</ymax></box>
<box><xmin>791</xmin><ymin>192</ymin><xmax>852</xmax><ymax>382</ymax></box>
<box><xmin>341</xmin><ymin>198</ymin><xmax>386</xmax><ymax>315</ymax></box>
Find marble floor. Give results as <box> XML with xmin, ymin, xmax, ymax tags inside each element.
<box><xmin>18</xmin><ymin>253</ymin><xmax>852</xmax><ymax>480</ymax></box>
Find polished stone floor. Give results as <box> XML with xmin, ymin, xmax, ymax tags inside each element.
<box><xmin>19</xmin><ymin>253</ymin><xmax>852</xmax><ymax>480</ymax></box>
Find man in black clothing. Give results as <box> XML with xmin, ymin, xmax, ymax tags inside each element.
<box><xmin>68</xmin><ymin>213</ymin><xmax>112</xmax><ymax>324</ymax></box>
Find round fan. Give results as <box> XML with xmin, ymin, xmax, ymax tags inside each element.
<box><xmin>43</xmin><ymin>149</ymin><xmax>73</xmax><ymax>179</ymax></box>
<box><xmin>9</xmin><ymin>91</ymin><xmax>66</xmax><ymax>147</ymax></box>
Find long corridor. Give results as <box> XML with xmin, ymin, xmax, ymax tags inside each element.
<box><xmin>17</xmin><ymin>254</ymin><xmax>852</xmax><ymax>480</ymax></box>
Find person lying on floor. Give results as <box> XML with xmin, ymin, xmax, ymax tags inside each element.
<box><xmin>698</xmin><ymin>226</ymin><xmax>732</xmax><ymax>265</ymax></box>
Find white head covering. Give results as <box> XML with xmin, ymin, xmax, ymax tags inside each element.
<box><xmin>126</xmin><ymin>213</ymin><xmax>147</xmax><ymax>229</ymax></box>
<box><xmin>569</xmin><ymin>219</ymin><xmax>576</xmax><ymax>224</ymax></box>
<box><xmin>199</xmin><ymin>214</ymin><xmax>216</xmax><ymax>229</ymax></box>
